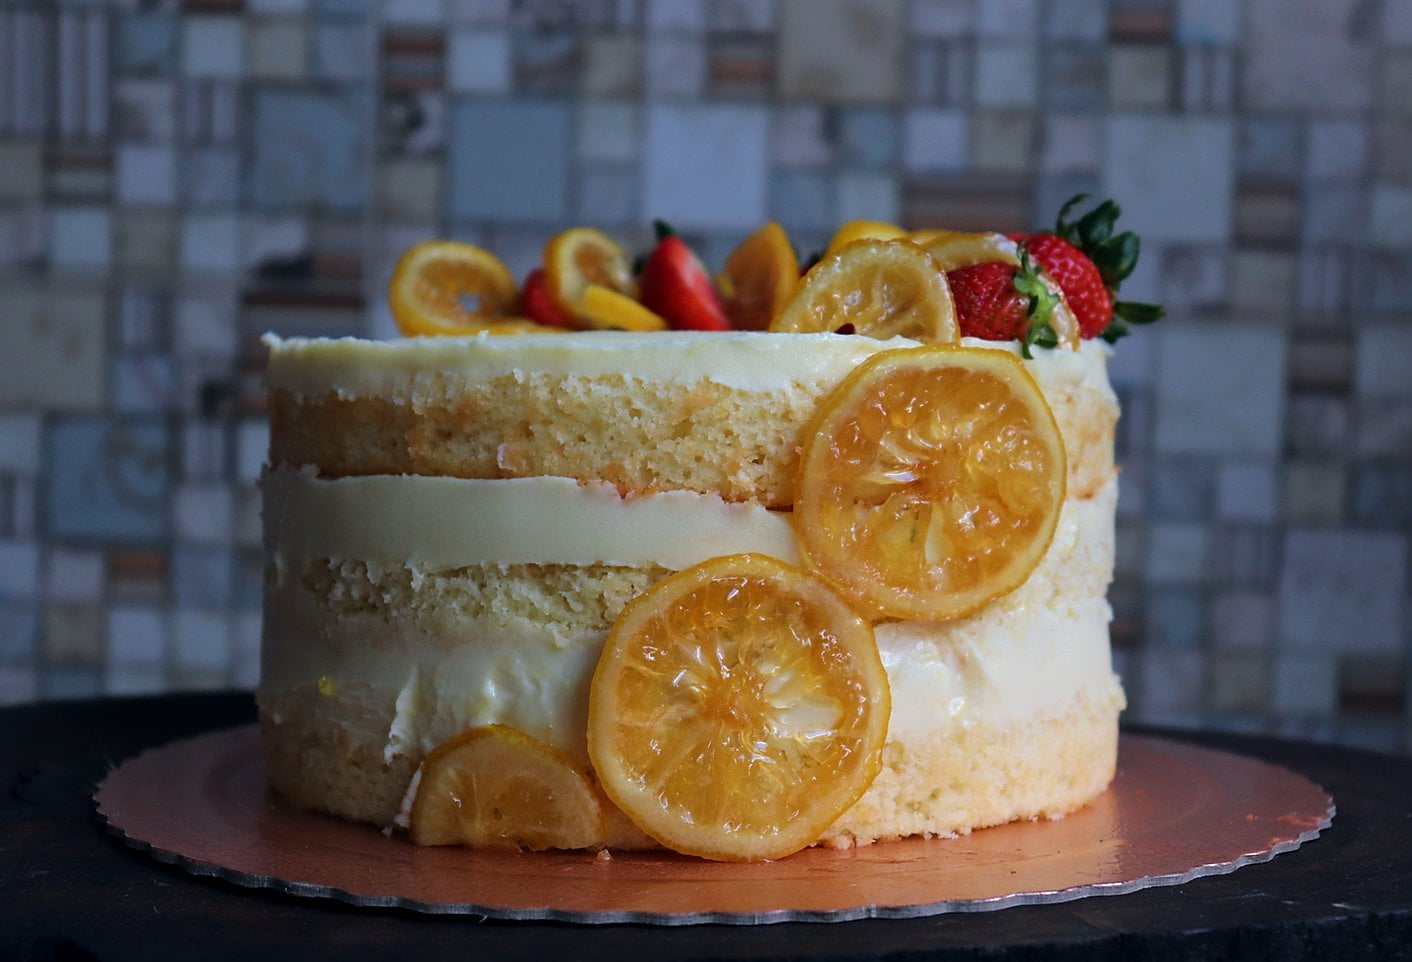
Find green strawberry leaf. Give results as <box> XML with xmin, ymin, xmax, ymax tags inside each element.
<box><xmin>1014</xmin><ymin>250</ymin><xmax>1059</xmax><ymax>359</ymax></box>
<box><xmin>1100</xmin><ymin>318</ymin><xmax>1130</xmax><ymax>343</ymax></box>
<box><xmin>652</xmin><ymin>219</ymin><xmax>676</xmax><ymax>241</ymax></box>
<box><xmin>1055</xmin><ymin>193</ymin><xmax>1090</xmax><ymax>243</ymax></box>
<box><xmin>1096</xmin><ymin>233</ymin><xmax>1139</xmax><ymax>286</ymax></box>
<box><xmin>1114</xmin><ymin>300</ymin><xmax>1165</xmax><ymax>323</ymax></box>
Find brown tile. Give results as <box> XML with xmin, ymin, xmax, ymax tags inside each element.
<box><xmin>42</xmin><ymin>604</ymin><xmax>104</xmax><ymax>667</ymax></box>
<box><xmin>1109</xmin><ymin>9</ymin><xmax>1172</xmax><ymax>43</ymax></box>
<box><xmin>1288</xmin><ymin>330</ymin><xmax>1355</xmax><ymax>393</ymax></box>
<box><xmin>777</xmin><ymin>0</ymin><xmax>905</xmax><ymax>104</ymax></box>
<box><xmin>1338</xmin><ymin>653</ymin><xmax>1407</xmax><ymax>714</ymax></box>
<box><xmin>970</xmin><ymin>112</ymin><xmax>1035</xmax><ymax>172</ymax></box>
<box><xmin>107</xmin><ymin>549</ymin><xmax>169</xmax><ymax>603</ymax></box>
<box><xmin>1209</xmin><ymin>653</ymin><xmax>1271</xmax><ymax>713</ymax></box>
<box><xmin>1234</xmin><ymin>181</ymin><xmax>1301</xmax><ymax>247</ymax></box>
<box><xmin>709</xmin><ymin>36</ymin><xmax>773</xmax><ymax>98</ymax></box>
<box><xmin>900</xmin><ymin>173</ymin><xmax>1030</xmax><ymax>231</ymax></box>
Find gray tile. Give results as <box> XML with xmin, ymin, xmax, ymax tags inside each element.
<box><xmin>1354</xmin><ymin>399</ymin><xmax>1412</xmax><ymax>458</ymax></box>
<box><xmin>777</xmin><ymin>0</ymin><xmax>904</xmax><ymax>104</ymax></box>
<box><xmin>1153</xmin><ymin>323</ymin><xmax>1287</xmax><ymax>457</ymax></box>
<box><xmin>1238</xmin><ymin>116</ymin><xmax>1303</xmax><ymax>181</ymax></box>
<box><xmin>1216</xmin><ymin>459</ymin><xmax>1279</xmax><ymax>522</ymax></box>
<box><xmin>44</xmin><ymin>418</ymin><xmax>171</xmax><ymax>546</ymax></box>
<box><xmin>249</xmin><ymin>88</ymin><xmax>370</xmax><ymax>213</ymax></box>
<box><xmin>1287</xmin><ymin>395</ymin><xmax>1352</xmax><ymax>458</ymax></box>
<box><xmin>1149</xmin><ymin>458</ymin><xmax>1215</xmax><ymax>521</ymax></box>
<box><xmin>1211</xmin><ymin>523</ymin><xmax>1282</xmax><ymax>589</ymax></box>
<box><xmin>0</xmin><ymin>604</ymin><xmax>38</xmax><ymax>666</ymax></box>
<box><xmin>1356</xmin><ymin>325</ymin><xmax>1412</xmax><ymax>395</ymax></box>
<box><xmin>1145</xmin><ymin>522</ymin><xmax>1211</xmax><ymax>584</ymax></box>
<box><xmin>643</xmin><ymin>104</ymin><xmax>768</xmax><ymax>229</ymax></box>
<box><xmin>1272</xmin><ymin>650</ymin><xmax>1338</xmax><ymax>717</ymax></box>
<box><xmin>1211</xmin><ymin>590</ymin><xmax>1277</xmax><ymax>651</ymax></box>
<box><xmin>770</xmin><ymin>169</ymin><xmax>835</xmax><ymax>233</ymax></box>
<box><xmin>1279</xmin><ymin>528</ymin><xmax>1406</xmax><ymax>653</ymax></box>
<box><xmin>449</xmin><ymin>100</ymin><xmax>571</xmax><ymax>222</ymax></box>
<box><xmin>1349</xmin><ymin>464</ymin><xmax>1412</xmax><ymax>526</ymax></box>
<box><xmin>117</xmin><ymin>13</ymin><xmax>178</xmax><ymax>76</ymax></box>
<box><xmin>1145</xmin><ymin>587</ymin><xmax>1207</xmax><ymax>649</ymax></box>
<box><xmin>41</xmin><ymin>667</ymin><xmax>102</xmax><ymax>701</ymax></box>
<box><xmin>1209</xmin><ymin>654</ymin><xmax>1269</xmax><ymax>714</ymax></box>
<box><xmin>839</xmin><ymin>108</ymin><xmax>899</xmax><ymax>170</ymax></box>
<box><xmin>1104</xmin><ymin>115</ymin><xmax>1234</xmax><ymax>242</ymax></box>
<box><xmin>172</xmin><ymin>547</ymin><xmax>233</xmax><ymax>608</ymax></box>
<box><xmin>574</xmin><ymin>165</ymin><xmax>638</xmax><ymax>226</ymax></box>
<box><xmin>1242</xmin><ymin>0</ymin><xmax>1376</xmax><ymax>111</ymax></box>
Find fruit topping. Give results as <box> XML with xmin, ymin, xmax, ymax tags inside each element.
<box><xmin>793</xmin><ymin>344</ymin><xmax>1066</xmax><ymax>621</ymax></box>
<box><xmin>587</xmin><ymin>553</ymin><xmax>889</xmax><ymax>862</ymax></box>
<box><xmin>638</xmin><ymin>221</ymin><xmax>731</xmax><ymax>331</ymax></box>
<box><xmin>824</xmin><ymin>219</ymin><xmax>908</xmax><ymax>256</ymax></box>
<box><xmin>518</xmin><ymin>267</ymin><xmax>577</xmax><ymax>329</ymax></box>
<box><xmin>719</xmin><ymin>220</ymin><xmax>798</xmax><ymax>331</ymax></box>
<box><xmin>409</xmin><ymin>724</ymin><xmax>606</xmax><ymax>851</ymax></box>
<box><xmin>390</xmin><ymin>240</ymin><xmax>543</xmax><ymax>336</ymax></box>
<box><xmin>543</xmin><ymin>226</ymin><xmax>636</xmax><ymax>325</ymax></box>
<box><xmin>770</xmin><ymin>238</ymin><xmax>959</xmax><ymax>343</ymax></box>
<box><xmin>579</xmin><ymin>284</ymin><xmax>669</xmax><ymax>332</ymax></box>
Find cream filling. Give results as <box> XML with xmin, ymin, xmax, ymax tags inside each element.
<box><xmin>263</xmin><ymin>469</ymin><xmax>800</xmax><ymax>571</ymax></box>
<box><xmin>264</xmin><ymin>332</ymin><xmax>1113</xmax><ymax>401</ymax></box>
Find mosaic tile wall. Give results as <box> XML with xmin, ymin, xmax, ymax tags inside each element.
<box><xmin>0</xmin><ymin>0</ymin><xmax>1409</xmax><ymax>752</ymax></box>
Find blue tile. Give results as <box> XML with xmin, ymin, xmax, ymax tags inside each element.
<box><xmin>45</xmin><ymin>418</ymin><xmax>170</xmax><ymax>546</ymax></box>
<box><xmin>1350</xmin><ymin>464</ymin><xmax>1412</xmax><ymax>525</ymax></box>
<box><xmin>1238</xmin><ymin>117</ymin><xmax>1303</xmax><ymax>180</ymax></box>
<box><xmin>1044</xmin><ymin>44</ymin><xmax>1104</xmax><ymax>110</ymax></box>
<box><xmin>315</xmin><ymin>0</ymin><xmax>374</xmax><ymax>17</ymax></box>
<box><xmin>1145</xmin><ymin>588</ymin><xmax>1208</xmax><ymax>650</ymax></box>
<box><xmin>172</xmin><ymin>547</ymin><xmax>233</xmax><ymax>608</ymax></box>
<box><xmin>449</xmin><ymin>101</ymin><xmax>571</xmax><ymax>222</ymax></box>
<box><xmin>116</xmin><ymin>13</ymin><xmax>178</xmax><ymax>76</ymax></box>
<box><xmin>186</xmin><ymin>148</ymin><xmax>242</xmax><ymax>208</ymax></box>
<box><xmin>0</xmin><ymin>603</ymin><xmax>37</xmax><ymax>665</ymax></box>
<box><xmin>575</xmin><ymin>165</ymin><xmax>638</xmax><ymax>226</ymax></box>
<box><xmin>249</xmin><ymin>88</ymin><xmax>371</xmax><ymax>214</ymax></box>
<box><xmin>1149</xmin><ymin>458</ymin><xmax>1215</xmax><ymax>521</ymax></box>
<box><xmin>233</xmin><ymin>548</ymin><xmax>265</xmax><ymax>610</ymax></box>
<box><xmin>839</xmin><ymin>108</ymin><xmax>899</xmax><ymax>170</ymax></box>
<box><xmin>42</xmin><ymin>667</ymin><xmax>102</xmax><ymax>701</ymax></box>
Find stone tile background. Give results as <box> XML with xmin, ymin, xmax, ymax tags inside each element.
<box><xmin>0</xmin><ymin>0</ymin><xmax>1408</xmax><ymax>753</ymax></box>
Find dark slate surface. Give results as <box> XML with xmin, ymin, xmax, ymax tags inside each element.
<box><xmin>3</xmin><ymin>692</ymin><xmax>1410</xmax><ymax>961</ymax></box>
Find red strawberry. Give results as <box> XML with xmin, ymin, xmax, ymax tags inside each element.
<box><xmin>518</xmin><ymin>268</ymin><xmax>576</xmax><ymax>328</ymax></box>
<box><xmin>638</xmin><ymin>221</ymin><xmax>730</xmax><ymax>331</ymax></box>
<box><xmin>1012</xmin><ymin>195</ymin><xmax>1164</xmax><ymax>343</ymax></box>
<box><xmin>947</xmin><ymin>253</ymin><xmax>1059</xmax><ymax>359</ymax></box>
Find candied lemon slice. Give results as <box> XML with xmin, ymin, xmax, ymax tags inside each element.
<box><xmin>389</xmin><ymin>240</ymin><xmax>521</xmax><ymax>336</ymax></box>
<box><xmin>579</xmin><ymin>284</ymin><xmax>669</xmax><ymax>331</ymax></box>
<box><xmin>720</xmin><ymin>221</ymin><xmax>798</xmax><ymax>330</ymax></box>
<box><xmin>543</xmin><ymin>226</ymin><xmax>634</xmax><ymax>324</ymax></box>
<box><xmin>770</xmin><ymin>239</ymin><xmax>959</xmax><ymax>343</ymax></box>
<box><xmin>794</xmin><ymin>345</ymin><xmax>1066</xmax><ymax>621</ymax></box>
<box><xmin>825</xmin><ymin>220</ymin><xmax>908</xmax><ymax>256</ymax></box>
<box><xmin>588</xmin><ymin>553</ymin><xmax>889</xmax><ymax>862</ymax></box>
<box><xmin>911</xmin><ymin>231</ymin><xmax>1081</xmax><ymax>349</ymax></box>
<box><xmin>409</xmin><ymin>724</ymin><xmax>606</xmax><ymax>851</ymax></box>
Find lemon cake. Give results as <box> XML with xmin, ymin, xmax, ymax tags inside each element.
<box><xmin>258</xmin><ymin>330</ymin><xmax>1126</xmax><ymax>851</ymax></box>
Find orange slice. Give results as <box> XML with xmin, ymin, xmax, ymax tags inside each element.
<box><xmin>579</xmin><ymin>284</ymin><xmax>668</xmax><ymax>331</ymax></box>
<box><xmin>389</xmin><ymin>240</ymin><xmax>520</xmax><ymax>336</ymax></box>
<box><xmin>911</xmin><ymin>231</ymin><xmax>1081</xmax><ymax>349</ymax></box>
<box><xmin>825</xmin><ymin>220</ymin><xmax>908</xmax><ymax>256</ymax></box>
<box><xmin>588</xmin><ymin>553</ymin><xmax>890</xmax><ymax>862</ymax></box>
<box><xmin>543</xmin><ymin>227</ymin><xmax>634</xmax><ymax>324</ymax></box>
<box><xmin>719</xmin><ymin>221</ymin><xmax>798</xmax><ymax>330</ymax></box>
<box><xmin>770</xmin><ymin>239</ymin><xmax>959</xmax><ymax>343</ymax></box>
<box><xmin>794</xmin><ymin>345</ymin><xmax>1066</xmax><ymax>621</ymax></box>
<box><xmin>409</xmin><ymin>724</ymin><xmax>606</xmax><ymax>851</ymax></box>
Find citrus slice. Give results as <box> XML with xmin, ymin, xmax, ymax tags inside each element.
<box><xmin>825</xmin><ymin>219</ymin><xmax>908</xmax><ymax>256</ymax></box>
<box><xmin>408</xmin><ymin>724</ymin><xmax>606</xmax><ymax>851</ymax></box>
<box><xmin>543</xmin><ymin>227</ymin><xmax>634</xmax><ymax>323</ymax></box>
<box><xmin>769</xmin><ymin>239</ymin><xmax>959</xmax><ymax>343</ymax></box>
<box><xmin>579</xmin><ymin>284</ymin><xmax>668</xmax><ymax>331</ymax></box>
<box><xmin>588</xmin><ymin>553</ymin><xmax>890</xmax><ymax>862</ymax></box>
<box><xmin>794</xmin><ymin>345</ymin><xmax>1066</xmax><ymax>621</ymax></box>
<box><xmin>389</xmin><ymin>240</ymin><xmax>520</xmax><ymax>336</ymax></box>
<box><xmin>719</xmin><ymin>221</ymin><xmax>798</xmax><ymax>330</ymax></box>
<box><xmin>911</xmin><ymin>231</ymin><xmax>1081</xmax><ymax>349</ymax></box>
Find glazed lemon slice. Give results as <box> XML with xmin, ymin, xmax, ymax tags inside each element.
<box><xmin>911</xmin><ymin>231</ymin><xmax>1081</xmax><ymax>349</ymax></box>
<box><xmin>389</xmin><ymin>240</ymin><xmax>521</xmax><ymax>336</ymax></box>
<box><xmin>770</xmin><ymin>239</ymin><xmax>959</xmax><ymax>343</ymax></box>
<box><xmin>824</xmin><ymin>219</ymin><xmax>908</xmax><ymax>256</ymax></box>
<box><xmin>587</xmin><ymin>553</ymin><xmax>890</xmax><ymax>862</ymax></box>
<box><xmin>794</xmin><ymin>345</ymin><xmax>1066</xmax><ymax>621</ymax></box>
<box><xmin>720</xmin><ymin>221</ymin><xmax>798</xmax><ymax>330</ymax></box>
<box><xmin>409</xmin><ymin>724</ymin><xmax>606</xmax><ymax>851</ymax></box>
<box><xmin>579</xmin><ymin>284</ymin><xmax>668</xmax><ymax>331</ymax></box>
<box><xmin>543</xmin><ymin>226</ymin><xmax>634</xmax><ymax>323</ymax></box>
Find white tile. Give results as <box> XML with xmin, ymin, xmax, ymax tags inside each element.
<box><xmin>172</xmin><ymin>610</ymin><xmax>232</xmax><ymax>672</ymax></box>
<box><xmin>48</xmin><ymin>207</ymin><xmax>112</xmax><ymax>270</ymax></box>
<box><xmin>182</xmin><ymin>16</ymin><xmax>245</xmax><ymax>80</ymax></box>
<box><xmin>115</xmin><ymin>144</ymin><xmax>177</xmax><ymax>207</ymax></box>
<box><xmin>577</xmin><ymin>101</ymin><xmax>638</xmax><ymax>162</ymax></box>
<box><xmin>1387</xmin><ymin>1</ymin><xmax>1412</xmax><ymax>44</ymax></box>
<box><xmin>447</xmin><ymin>28</ymin><xmax>510</xmax><ymax>92</ymax></box>
<box><xmin>0</xmin><ymin>415</ymin><xmax>41</xmax><ymax>474</ymax></box>
<box><xmin>902</xmin><ymin>109</ymin><xmax>967</xmax><ymax>172</ymax></box>
<box><xmin>771</xmin><ymin>107</ymin><xmax>833</xmax><ymax>167</ymax></box>
<box><xmin>180</xmin><ymin>213</ymin><xmax>241</xmax><ymax>273</ymax></box>
<box><xmin>0</xmin><ymin>286</ymin><xmax>106</xmax><ymax>410</ymax></box>
<box><xmin>174</xmin><ymin>485</ymin><xmax>234</xmax><ymax>544</ymax></box>
<box><xmin>1154</xmin><ymin>322</ymin><xmax>1287</xmax><ymax>456</ymax></box>
<box><xmin>1104</xmin><ymin>115</ymin><xmax>1234</xmax><ymax>242</ymax></box>
<box><xmin>44</xmin><ymin>549</ymin><xmax>104</xmax><ymax>602</ymax></box>
<box><xmin>0</xmin><ymin>542</ymin><xmax>39</xmax><ymax>598</ymax></box>
<box><xmin>1242</xmin><ymin>0</ymin><xmax>1374</xmax><ymax>110</ymax></box>
<box><xmin>974</xmin><ymin>42</ymin><xmax>1036</xmax><ymax>107</ymax></box>
<box><xmin>1215</xmin><ymin>460</ymin><xmax>1279</xmax><ymax>521</ymax></box>
<box><xmin>643</xmin><ymin>104</ymin><xmax>768</xmax><ymax>230</ymax></box>
<box><xmin>1369</xmin><ymin>185</ymin><xmax>1412</xmax><ymax>248</ymax></box>
<box><xmin>236</xmin><ymin>419</ymin><xmax>269</xmax><ymax>481</ymax></box>
<box><xmin>1356</xmin><ymin>325</ymin><xmax>1412</xmax><ymax>396</ymax></box>
<box><xmin>836</xmin><ymin>172</ymin><xmax>899</xmax><ymax>224</ymax></box>
<box><xmin>107</xmin><ymin>605</ymin><xmax>167</xmax><ymax>667</ymax></box>
<box><xmin>248</xmin><ymin>0</ymin><xmax>308</xmax><ymax>12</ymax></box>
<box><xmin>1279</xmin><ymin>529</ymin><xmax>1406</xmax><ymax>652</ymax></box>
<box><xmin>1177</xmin><ymin>0</ymin><xmax>1242</xmax><ymax>43</ymax></box>
<box><xmin>647</xmin><ymin>0</ymin><xmax>706</xmax><ymax>31</ymax></box>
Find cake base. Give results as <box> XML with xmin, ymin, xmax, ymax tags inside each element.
<box><xmin>94</xmin><ymin>726</ymin><xmax>1335</xmax><ymax>925</ymax></box>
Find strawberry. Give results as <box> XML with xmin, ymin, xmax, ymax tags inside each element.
<box><xmin>948</xmin><ymin>251</ymin><xmax>1059</xmax><ymax>359</ymax></box>
<box><xmin>638</xmin><ymin>221</ymin><xmax>731</xmax><ymax>331</ymax></box>
<box><xmin>1013</xmin><ymin>195</ymin><xmax>1164</xmax><ymax>343</ymax></box>
<box><xmin>518</xmin><ymin>268</ymin><xmax>576</xmax><ymax>328</ymax></box>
